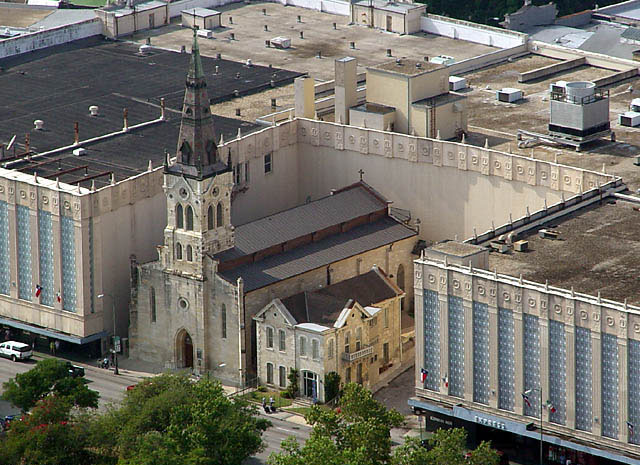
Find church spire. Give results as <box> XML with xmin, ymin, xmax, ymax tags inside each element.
<box><xmin>167</xmin><ymin>28</ymin><xmax>228</xmax><ymax>180</ymax></box>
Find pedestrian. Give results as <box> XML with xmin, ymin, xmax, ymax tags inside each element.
<box><xmin>269</xmin><ymin>397</ymin><xmax>275</xmax><ymax>413</ymax></box>
<box><xmin>54</xmin><ymin>340</ymin><xmax>60</xmax><ymax>355</ymax></box>
<box><xmin>49</xmin><ymin>340</ymin><xmax>55</xmax><ymax>356</ymax></box>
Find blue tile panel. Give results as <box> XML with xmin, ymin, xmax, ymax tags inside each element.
<box><xmin>423</xmin><ymin>290</ymin><xmax>440</xmax><ymax>392</ymax></box>
<box><xmin>473</xmin><ymin>302</ymin><xmax>490</xmax><ymax>405</ymax></box>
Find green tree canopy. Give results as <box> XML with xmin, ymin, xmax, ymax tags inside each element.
<box><xmin>421</xmin><ymin>0</ymin><xmax>624</xmax><ymax>25</ymax></box>
<box><xmin>270</xmin><ymin>383</ymin><xmax>404</xmax><ymax>465</ymax></box>
<box><xmin>1</xmin><ymin>358</ymin><xmax>99</xmax><ymax>412</ymax></box>
<box><xmin>90</xmin><ymin>373</ymin><xmax>270</xmax><ymax>465</ymax></box>
<box><xmin>392</xmin><ymin>428</ymin><xmax>500</xmax><ymax>465</ymax></box>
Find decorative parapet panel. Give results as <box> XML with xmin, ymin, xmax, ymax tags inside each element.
<box><xmin>295</xmin><ymin>118</ymin><xmax>616</xmax><ymax>196</ymax></box>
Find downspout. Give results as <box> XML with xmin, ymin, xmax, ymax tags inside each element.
<box><xmin>237</xmin><ymin>277</ymin><xmax>245</xmax><ymax>388</ymax></box>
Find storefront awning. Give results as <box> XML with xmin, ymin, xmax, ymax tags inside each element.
<box><xmin>409</xmin><ymin>398</ymin><xmax>640</xmax><ymax>465</ymax></box>
<box><xmin>0</xmin><ymin>317</ymin><xmax>107</xmax><ymax>345</ymax></box>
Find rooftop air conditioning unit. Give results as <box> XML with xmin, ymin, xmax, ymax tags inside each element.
<box><xmin>430</xmin><ymin>55</ymin><xmax>455</xmax><ymax>65</ymax></box>
<box><xmin>631</xmin><ymin>98</ymin><xmax>640</xmax><ymax>112</ymax></box>
<box><xmin>197</xmin><ymin>29</ymin><xmax>214</xmax><ymax>39</ymax></box>
<box><xmin>619</xmin><ymin>111</ymin><xmax>640</xmax><ymax>127</ymax></box>
<box><xmin>550</xmin><ymin>81</ymin><xmax>567</xmax><ymax>94</ymax></box>
<box><xmin>449</xmin><ymin>76</ymin><xmax>467</xmax><ymax>91</ymax></box>
<box><xmin>73</xmin><ymin>148</ymin><xmax>87</xmax><ymax>156</ymax></box>
<box><xmin>497</xmin><ymin>88</ymin><xmax>523</xmax><ymax>103</ymax></box>
<box><xmin>270</xmin><ymin>37</ymin><xmax>291</xmax><ymax>49</ymax></box>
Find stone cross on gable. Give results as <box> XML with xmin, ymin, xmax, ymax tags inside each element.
<box><xmin>358</xmin><ymin>169</ymin><xmax>364</xmax><ymax>181</ymax></box>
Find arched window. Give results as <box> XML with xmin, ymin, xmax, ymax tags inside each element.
<box><xmin>176</xmin><ymin>243</ymin><xmax>183</xmax><ymax>260</ymax></box>
<box><xmin>150</xmin><ymin>287</ymin><xmax>156</xmax><ymax>323</ymax></box>
<box><xmin>216</xmin><ymin>203</ymin><xmax>223</xmax><ymax>228</ymax></box>
<box><xmin>221</xmin><ymin>304</ymin><xmax>227</xmax><ymax>339</ymax></box>
<box><xmin>328</xmin><ymin>338</ymin><xmax>334</xmax><ymax>359</ymax></box>
<box><xmin>266</xmin><ymin>327</ymin><xmax>274</xmax><ymax>348</ymax></box>
<box><xmin>176</xmin><ymin>204</ymin><xmax>184</xmax><ymax>229</ymax></box>
<box><xmin>186</xmin><ymin>245</ymin><xmax>193</xmax><ymax>262</ymax></box>
<box><xmin>266</xmin><ymin>362</ymin><xmax>274</xmax><ymax>384</ymax></box>
<box><xmin>207</xmin><ymin>205</ymin><xmax>214</xmax><ymax>230</ymax></box>
<box><xmin>186</xmin><ymin>206</ymin><xmax>194</xmax><ymax>230</ymax></box>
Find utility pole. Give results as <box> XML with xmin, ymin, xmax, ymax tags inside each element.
<box><xmin>98</xmin><ymin>293</ymin><xmax>119</xmax><ymax>375</ymax></box>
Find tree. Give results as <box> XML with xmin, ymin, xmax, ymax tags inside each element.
<box><xmin>270</xmin><ymin>383</ymin><xmax>404</xmax><ymax>465</ymax></box>
<box><xmin>0</xmin><ymin>396</ymin><xmax>101</xmax><ymax>465</ymax></box>
<box><xmin>286</xmin><ymin>368</ymin><xmax>299</xmax><ymax>399</ymax></box>
<box><xmin>324</xmin><ymin>372</ymin><xmax>340</xmax><ymax>403</ymax></box>
<box><xmin>1</xmin><ymin>358</ymin><xmax>99</xmax><ymax>412</ymax></box>
<box><xmin>90</xmin><ymin>374</ymin><xmax>270</xmax><ymax>465</ymax></box>
<box><xmin>391</xmin><ymin>428</ymin><xmax>500</xmax><ymax>465</ymax></box>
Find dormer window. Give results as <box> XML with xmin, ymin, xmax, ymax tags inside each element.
<box><xmin>179</xmin><ymin>140</ymin><xmax>193</xmax><ymax>165</ymax></box>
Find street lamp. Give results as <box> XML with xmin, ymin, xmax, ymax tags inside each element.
<box><xmin>524</xmin><ymin>388</ymin><xmax>543</xmax><ymax>465</ymax></box>
<box><xmin>98</xmin><ymin>293</ymin><xmax>119</xmax><ymax>375</ymax></box>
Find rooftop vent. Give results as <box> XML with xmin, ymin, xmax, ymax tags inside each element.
<box><xmin>138</xmin><ymin>44</ymin><xmax>152</xmax><ymax>55</ymax></box>
<box><xmin>33</xmin><ymin>120</ymin><xmax>44</xmax><ymax>130</ymax></box>
<box><xmin>89</xmin><ymin>105</ymin><xmax>99</xmax><ymax>117</ymax></box>
<box><xmin>73</xmin><ymin>148</ymin><xmax>87</xmax><ymax>157</ymax></box>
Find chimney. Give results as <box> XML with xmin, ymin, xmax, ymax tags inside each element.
<box><xmin>334</xmin><ymin>57</ymin><xmax>357</xmax><ymax>126</ymax></box>
<box><xmin>294</xmin><ymin>76</ymin><xmax>315</xmax><ymax>119</ymax></box>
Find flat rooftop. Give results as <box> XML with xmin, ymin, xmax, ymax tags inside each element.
<box><xmin>0</xmin><ymin>37</ymin><xmax>301</xmax><ymax>187</ymax></box>
<box><xmin>488</xmin><ymin>199</ymin><xmax>640</xmax><ymax>305</ymax></box>
<box><xmin>459</xmin><ymin>52</ymin><xmax>640</xmax><ymax>191</ymax></box>
<box><xmin>134</xmin><ymin>2</ymin><xmax>495</xmax><ymax>81</ymax></box>
<box><xmin>371</xmin><ymin>58</ymin><xmax>444</xmax><ymax>76</ymax></box>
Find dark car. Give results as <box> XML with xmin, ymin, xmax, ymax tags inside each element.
<box><xmin>65</xmin><ymin>362</ymin><xmax>85</xmax><ymax>378</ymax></box>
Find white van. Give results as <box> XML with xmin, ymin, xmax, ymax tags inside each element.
<box><xmin>0</xmin><ymin>341</ymin><xmax>33</xmax><ymax>361</ymax></box>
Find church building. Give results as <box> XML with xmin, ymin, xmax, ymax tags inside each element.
<box><xmin>128</xmin><ymin>31</ymin><xmax>418</xmax><ymax>386</ymax></box>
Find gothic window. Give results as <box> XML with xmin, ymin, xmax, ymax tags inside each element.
<box><xmin>221</xmin><ymin>304</ymin><xmax>227</xmax><ymax>339</ymax></box>
<box><xmin>216</xmin><ymin>203</ymin><xmax>223</xmax><ymax>227</ymax></box>
<box><xmin>176</xmin><ymin>243</ymin><xmax>183</xmax><ymax>260</ymax></box>
<box><xmin>207</xmin><ymin>206</ymin><xmax>214</xmax><ymax>230</ymax></box>
<box><xmin>176</xmin><ymin>204</ymin><xmax>184</xmax><ymax>229</ymax></box>
<box><xmin>264</xmin><ymin>153</ymin><xmax>272</xmax><ymax>173</ymax></box>
<box><xmin>186</xmin><ymin>206</ymin><xmax>194</xmax><ymax>231</ymax></box>
<box><xmin>312</xmin><ymin>339</ymin><xmax>320</xmax><ymax>360</ymax></box>
<box><xmin>205</xmin><ymin>140</ymin><xmax>216</xmax><ymax>165</ymax></box>
<box><xmin>179</xmin><ymin>140</ymin><xmax>193</xmax><ymax>165</ymax></box>
<box><xmin>186</xmin><ymin>245</ymin><xmax>193</xmax><ymax>262</ymax></box>
<box><xmin>150</xmin><ymin>287</ymin><xmax>156</xmax><ymax>323</ymax></box>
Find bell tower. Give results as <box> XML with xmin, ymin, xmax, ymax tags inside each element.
<box><xmin>161</xmin><ymin>29</ymin><xmax>234</xmax><ymax>278</ymax></box>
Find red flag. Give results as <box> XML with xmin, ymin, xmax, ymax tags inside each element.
<box><xmin>35</xmin><ymin>285</ymin><xmax>42</xmax><ymax>298</ymax></box>
<box><xmin>56</xmin><ymin>292</ymin><xmax>61</xmax><ymax>303</ymax></box>
<box><xmin>522</xmin><ymin>393</ymin><xmax>532</xmax><ymax>408</ymax></box>
<box><xmin>420</xmin><ymin>368</ymin><xmax>428</xmax><ymax>383</ymax></box>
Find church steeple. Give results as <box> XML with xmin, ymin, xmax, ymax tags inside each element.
<box><xmin>167</xmin><ymin>28</ymin><xmax>228</xmax><ymax>180</ymax></box>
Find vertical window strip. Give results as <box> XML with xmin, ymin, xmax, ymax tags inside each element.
<box><xmin>473</xmin><ymin>302</ymin><xmax>490</xmax><ymax>405</ymax></box>
<box><xmin>38</xmin><ymin>210</ymin><xmax>54</xmax><ymax>307</ymax></box>
<box><xmin>575</xmin><ymin>327</ymin><xmax>593</xmax><ymax>432</ymax></box>
<box><xmin>448</xmin><ymin>296</ymin><xmax>465</xmax><ymax>398</ymax></box>
<box><xmin>60</xmin><ymin>216</ymin><xmax>76</xmax><ymax>312</ymax></box>
<box><xmin>628</xmin><ymin>340</ymin><xmax>640</xmax><ymax>445</ymax></box>
<box><xmin>0</xmin><ymin>201</ymin><xmax>10</xmax><ymax>295</ymax></box>
<box><xmin>548</xmin><ymin>320</ymin><xmax>566</xmax><ymax>425</ymax></box>
<box><xmin>423</xmin><ymin>290</ymin><xmax>440</xmax><ymax>392</ymax></box>
<box><xmin>16</xmin><ymin>205</ymin><xmax>32</xmax><ymax>301</ymax></box>
<box><xmin>498</xmin><ymin>308</ymin><xmax>515</xmax><ymax>411</ymax></box>
<box><xmin>602</xmin><ymin>333</ymin><xmax>619</xmax><ymax>439</ymax></box>
<box><xmin>523</xmin><ymin>314</ymin><xmax>540</xmax><ymax>418</ymax></box>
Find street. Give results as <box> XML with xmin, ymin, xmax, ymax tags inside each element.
<box><xmin>0</xmin><ymin>354</ymin><xmax>310</xmax><ymax>464</ymax></box>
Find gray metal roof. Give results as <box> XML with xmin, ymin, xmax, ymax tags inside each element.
<box><xmin>220</xmin><ymin>217</ymin><xmax>416</xmax><ymax>292</ymax></box>
<box><xmin>621</xmin><ymin>26</ymin><xmax>640</xmax><ymax>41</ymax></box>
<box><xmin>216</xmin><ymin>183</ymin><xmax>388</xmax><ymax>260</ymax></box>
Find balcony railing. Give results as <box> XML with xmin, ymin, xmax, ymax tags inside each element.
<box><xmin>342</xmin><ymin>345</ymin><xmax>373</xmax><ymax>362</ymax></box>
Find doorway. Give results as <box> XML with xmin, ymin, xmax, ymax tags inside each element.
<box><xmin>177</xmin><ymin>329</ymin><xmax>194</xmax><ymax>369</ymax></box>
<box><xmin>386</xmin><ymin>15</ymin><xmax>392</xmax><ymax>32</ymax></box>
<box><xmin>302</xmin><ymin>371</ymin><xmax>318</xmax><ymax>399</ymax></box>
<box><xmin>149</xmin><ymin>13</ymin><xmax>155</xmax><ymax>29</ymax></box>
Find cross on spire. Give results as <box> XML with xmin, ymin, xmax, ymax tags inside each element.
<box><xmin>358</xmin><ymin>168</ymin><xmax>365</xmax><ymax>181</ymax></box>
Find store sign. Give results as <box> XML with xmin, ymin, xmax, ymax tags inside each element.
<box><xmin>430</xmin><ymin>415</ymin><xmax>453</xmax><ymax>427</ymax></box>
<box><xmin>474</xmin><ymin>415</ymin><xmax>507</xmax><ymax>430</ymax></box>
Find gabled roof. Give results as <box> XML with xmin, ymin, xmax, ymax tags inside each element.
<box><xmin>220</xmin><ymin>217</ymin><xmax>415</xmax><ymax>292</ymax></box>
<box><xmin>276</xmin><ymin>267</ymin><xmax>404</xmax><ymax>327</ymax></box>
<box><xmin>215</xmin><ymin>181</ymin><xmax>390</xmax><ymax>262</ymax></box>
<box><xmin>622</xmin><ymin>27</ymin><xmax>640</xmax><ymax>41</ymax></box>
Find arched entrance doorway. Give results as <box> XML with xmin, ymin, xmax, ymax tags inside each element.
<box><xmin>176</xmin><ymin>329</ymin><xmax>194</xmax><ymax>369</ymax></box>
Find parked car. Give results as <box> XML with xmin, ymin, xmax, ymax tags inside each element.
<box><xmin>65</xmin><ymin>362</ymin><xmax>85</xmax><ymax>378</ymax></box>
<box><xmin>0</xmin><ymin>341</ymin><xmax>32</xmax><ymax>362</ymax></box>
